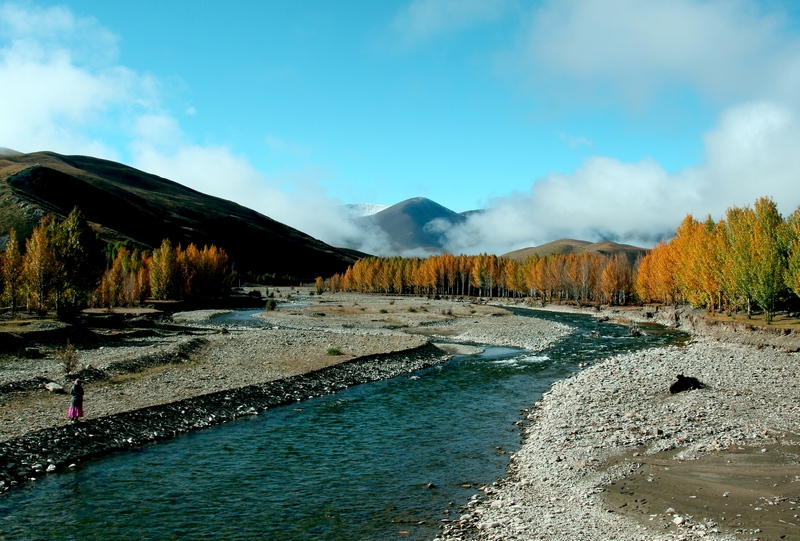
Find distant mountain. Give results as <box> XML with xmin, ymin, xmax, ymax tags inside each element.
<box><xmin>503</xmin><ymin>239</ymin><xmax>647</xmax><ymax>265</ymax></box>
<box><xmin>343</xmin><ymin>203</ymin><xmax>389</xmax><ymax>218</ymax></box>
<box><xmin>0</xmin><ymin>151</ymin><xmax>359</xmax><ymax>281</ymax></box>
<box><xmin>360</xmin><ymin>197</ymin><xmax>466</xmax><ymax>254</ymax></box>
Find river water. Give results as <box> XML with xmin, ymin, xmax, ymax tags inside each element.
<box><xmin>0</xmin><ymin>308</ymin><xmax>686</xmax><ymax>540</ymax></box>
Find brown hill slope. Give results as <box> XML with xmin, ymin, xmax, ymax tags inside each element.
<box><xmin>503</xmin><ymin>238</ymin><xmax>646</xmax><ymax>264</ymax></box>
<box><xmin>0</xmin><ymin>151</ymin><xmax>359</xmax><ymax>281</ymax></box>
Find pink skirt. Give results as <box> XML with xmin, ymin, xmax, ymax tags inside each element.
<box><xmin>68</xmin><ymin>406</ymin><xmax>83</xmax><ymax>419</ymax></box>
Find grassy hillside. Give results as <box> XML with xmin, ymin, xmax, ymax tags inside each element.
<box><xmin>0</xmin><ymin>151</ymin><xmax>358</xmax><ymax>281</ymax></box>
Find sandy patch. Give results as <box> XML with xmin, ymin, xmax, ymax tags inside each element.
<box><xmin>605</xmin><ymin>443</ymin><xmax>800</xmax><ymax>539</ymax></box>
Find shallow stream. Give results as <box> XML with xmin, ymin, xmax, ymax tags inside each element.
<box><xmin>0</xmin><ymin>308</ymin><xmax>685</xmax><ymax>540</ymax></box>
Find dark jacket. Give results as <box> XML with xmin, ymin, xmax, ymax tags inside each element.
<box><xmin>70</xmin><ymin>383</ymin><xmax>84</xmax><ymax>408</ymax></box>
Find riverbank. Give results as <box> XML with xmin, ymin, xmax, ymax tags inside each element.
<box><xmin>5</xmin><ymin>293</ymin><xmax>797</xmax><ymax>540</ymax></box>
<box><xmin>0</xmin><ymin>293</ymin><xmax>571</xmax><ymax>492</ymax></box>
<box><xmin>439</xmin><ymin>302</ymin><xmax>800</xmax><ymax>541</ymax></box>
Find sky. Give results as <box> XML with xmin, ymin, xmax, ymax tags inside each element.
<box><xmin>3</xmin><ymin>0</ymin><xmax>800</xmax><ymax>256</ymax></box>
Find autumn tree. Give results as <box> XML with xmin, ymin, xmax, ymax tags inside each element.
<box><xmin>52</xmin><ymin>208</ymin><xmax>103</xmax><ymax>315</ymax></box>
<box><xmin>2</xmin><ymin>230</ymin><xmax>24</xmax><ymax>314</ymax></box>
<box><xmin>722</xmin><ymin>205</ymin><xmax>757</xmax><ymax>315</ymax></box>
<box><xmin>600</xmin><ymin>253</ymin><xmax>633</xmax><ymax>305</ymax></box>
<box><xmin>23</xmin><ymin>215</ymin><xmax>59</xmax><ymax>313</ymax></box>
<box><xmin>149</xmin><ymin>239</ymin><xmax>180</xmax><ymax>300</ymax></box>
<box><xmin>786</xmin><ymin>205</ymin><xmax>800</xmax><ymax>299</ymax></box>
<box><xmin>96</xmin><ymin>247</ymin><xmax>151</xmax><ymax>307</ymax></box>
<box><xmin>749</xmin><ymin>197</ymin><xmax>787</xmax><ymax>322</ymax></box>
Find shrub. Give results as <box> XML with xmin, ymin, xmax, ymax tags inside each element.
<box><xmin>265</xmin><ymin>298</ymin><xmax>278</xmax><ymax>311</ymax></box>
<box><xmin>379</xmin><ymin>309</ymin><xmax>388</xmax><ymax>314</ymax></box>
<box><xmin>55</xmin><ymin>342</ymin><xmax>80</xmax><ymax>374</ymax></box>
<box><xmin>327</xmin><ymin>347</ymin><xmax>342</xmax><ymax>356</ymax></box>
<box><xmin>408</xmin><ymin>307</ymin><xmax>417</xmax><ymax>313</ymax></box>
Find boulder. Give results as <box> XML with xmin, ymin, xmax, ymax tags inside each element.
<box><xmin>669</xmin><ymin>374</ymin><xmax>705</xmax><ymax>394</ymax></box>
<box><xmin>44</xmin><ymin>382</ymin><xmax>65</xmax><ymax>394</ymax></box>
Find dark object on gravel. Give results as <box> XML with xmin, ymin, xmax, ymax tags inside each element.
<box><xmin>669</xmin><ymin>374</ymin><xmax>705</xmax><ymax>394</ymax></box>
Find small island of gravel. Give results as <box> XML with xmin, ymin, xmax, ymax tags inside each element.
<box><xmin>2</xmin><ymin>292</ymin><xmax>798</xmax><ymax>541</ymax></box>
<box><xmin>0</xmin><ymin>292</ymin><xmax>570</xmax><ymax>491</ymax></box>
<box><xmin>438</xmin><ymin>306</ymin><xmax>800</xmax><ymax>541</ymax></box>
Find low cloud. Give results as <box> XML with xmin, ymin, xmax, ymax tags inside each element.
<box><xmin>132</xmin><ymin>138</ymin><xmax>390</xmax><ymax>255</ymax></box>
<box><xmin>442</xmin><ymin>100</ymin><xmax>800</xmax><ymax>255</ymax></box>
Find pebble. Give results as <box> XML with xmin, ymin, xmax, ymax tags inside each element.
<box><xmin>0</xmin><ymin>294</ymin><xmax>570</xmax><ymax>494</ymax></box>
<box><xmin>440</xmin><ymin>305</ymin><xmax>800</xmax><ymax>541</ymax></box>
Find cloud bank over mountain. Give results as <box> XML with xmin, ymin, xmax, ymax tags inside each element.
<box><xmin>3</xmin><ymin>1</ymin><xmax>800</xmax><ymax>257</ymax></box>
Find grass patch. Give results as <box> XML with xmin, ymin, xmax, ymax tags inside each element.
<box><xmin>110</xmin><ymin>364</ymin><xmax>173</xmax><ymax>385</ymax></box>
<box><xmin>327</xmin><ymin>347</ymin><xmax>342</xmax><ymax>356</ymax></box>
<box><xmin>706</xmin><ymin>311</ymin><xmax>800</xmax><ymax>331</ymax></box>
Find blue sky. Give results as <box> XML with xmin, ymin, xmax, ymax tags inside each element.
<box><xmin>3</xmin><ymin>0</ymin><xmax>800</xmax><ymax>255</ymax></box>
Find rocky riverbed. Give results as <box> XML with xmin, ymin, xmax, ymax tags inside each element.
<box><xmin>438</xmin><ymin>303</ymin><xmax>800</xmax><ymax>541</ymax></box>
<box><xmin>2</xmin><ymin>293</ymin><xmax>798</xmax><ymax>541</ymax></box>
<box><xmin>0</xmin><ymin>293</ymin><xmax>570</xmax><ymax>492</ymax></box>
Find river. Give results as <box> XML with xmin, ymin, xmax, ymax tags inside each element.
<box><xmin>0</xmin><ymin>308</ymin><xmax>685</xmax><ymax>540</ymax></box>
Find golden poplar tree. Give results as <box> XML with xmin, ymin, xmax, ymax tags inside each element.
<box><xmin>2</xmin><ymin>230</ymin><xmax>24</xmax><ymax>314</ymax></box>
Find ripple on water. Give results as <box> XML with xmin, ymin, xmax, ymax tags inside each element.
<box><xmin>0</xmin><ymin>309</ymin><xmax>687</xmax><ymax>541</ymax></box>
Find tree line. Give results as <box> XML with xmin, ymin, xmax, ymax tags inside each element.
<box><xmin>319</xmin><ymin>251</ymin><xmax>636</xmax><ymax>306</ymax></box>
<box><xmin>636</xmin><ymin>196</ymin><xmax>800</xmax><ymax>322</ymax></box>
<box><xmin>322</xmin><ymin>196</ymin><xmax>800</xmax><ymax>321</ymax></box>
<box><xmin>1</xmin><ymin>208</ymin><xmax>234</xmax><ymax>316</ymax></box>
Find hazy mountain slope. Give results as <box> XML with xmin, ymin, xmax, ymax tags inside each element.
<box><xmin>361</xmin><ymin>197</ymin><xmax>466</xmax><ymax>253</ymax></box>
<box><xmin>0</xmin><ymin>151</ymin><xmax>358</xmax><ymax>280</ymax></box>
<box><xmin>503</xmin><ymin>239</ymin><xmax>646</xmax><ymax>264</ymax></box>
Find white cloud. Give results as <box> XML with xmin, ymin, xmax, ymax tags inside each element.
<box><xmin>0</xmin><ymin>2</ymin><xmax>118</xmax><ymax>66</ymax></box>
<box><xmin>701</xmin><ymin>101</ymin><xmax>800</xmax><ymax>216</ymax></box>
<box><xmin>131</xmin><ymin>138</ymin><xmax>390</xmax><ymax>255</ymax></box>
<box><xmin>443</xmin><ymin>99</ymin><xmax>800</xmax><ymax>255</ymax></box>
<box><xmin>392</xmin><ymin>0</ymin><xmax>512</xmax><ymax>45</ymax></box>
<box><xmin>0</xmin><ymin>2</ymin><xmax>384</xmax><ymax>252</ymax></box>
<box><xmin>428</xmin><ymin>0</ymin><xmax>800</xmax><ymax>256</ymax></box>
<box><xmin>0</xmin><ymin>2</ymin><xmax>148</xmax><ymax>157</ymax></box>
<box><xmin>524</xmin><ymin>0</ymin><xmax>800</xmax><ymax>105</ymax></box>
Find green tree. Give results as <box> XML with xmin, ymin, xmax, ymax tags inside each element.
<box><xmin>2</xmin><ymin>230</ymin><xmax>24</xmax><ymax>314</ymax></box>
<box><xmin>786</xmin><ymin>206</ymin><xmax>800</xmax><ymax>299</ymax></box>
<box><xmin>150</xmin><ymin>239</ymin><xmax>179</xmax><ymax>300</ymax></box>
<box><xmin>749</xmin><ymin>197</ymin><xmax>787</xmax><ymax>322</ymax></box>
<box><xmin>723</xmin><ymin>205</ymin><xmax>757</xmax><ymax>316</ymax></box>
<box><xmin>53</xmin><ymin>208</ymin><xmax>103</xmax><ymax>315</ymax></box>
<box><xmin>23</xmin><ymin>215</ymin><xmax>59</xmax><ymax>313</ymax></box>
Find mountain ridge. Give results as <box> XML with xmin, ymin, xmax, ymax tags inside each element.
<box><xmin>0</xmin><ymin>151</ymin><xmax>359</xmax><ymax>281</ymax></box>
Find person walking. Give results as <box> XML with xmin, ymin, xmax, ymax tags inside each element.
<box><xmin>68</xmin><ymin>379</ymin><xmax>84</xmax><ymax>422</ymax></box>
